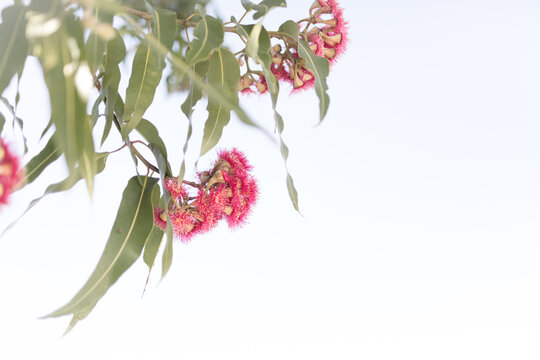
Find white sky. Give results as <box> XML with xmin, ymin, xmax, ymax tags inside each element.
<box><xmin>1</xmin><ymin>0</ymin><xmax>540</xmax><ymax>359</ymax></box>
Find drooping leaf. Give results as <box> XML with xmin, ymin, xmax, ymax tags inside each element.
<box><xmin>85</xmin><ymin>5</ymin><xmax>113</xmax><ymax>73</ymax></box>
<box><xmin>200</xmin><ymin>48</ymin><xmax>240</xmax><ymax>156</ymax></box>
<box><xmin>143</xmin><ymin>225</ymin><xmax>165</xmax><ymax>270</ymax></box>
<box><xmin>185</xmin><ymin>15</ymin><xmax>224</xmax><ymax>65</ymax></box>
<box><xmin>0</xmin><ymin>4</ymin><xmax>28</xmax><ymax>95</ymax></box>
<box><xmin>244</xmin><ymin>24</ymin><xmax>300</xmax><ymax>212</ymax></box>
<box><xmin>21</xmin><ymin>135</ymin><xmax>61</xmax><ymax>186</ymax></box>
<box><xmin>122</xmin><ymin>8</ymin><xmax>176</xmax><ymax>137</ymax></box>
<box><xmin>179</xmin><ymin>60</ymin><xmax>209</xmax><ymax>179</ymax></box>
<box><xmin>136</xmin><ymin>118</ymin><xmax>171</xmax><ymax>176</ymax></box>
<box><xmin>101</xmin><ymin>31</ymin><xmax>126</xmax><ymax>145</ymax></box>
<box><xmin>161</xmin><ymin>220</ymin><xmax>174</xmax><ymax>280</ymax></box>
<box><xmin>297</xmin><ymin>39</ymin><xmax>330</xmax><ymax>122</ymax></box>
<box><xmin>36</xmin><ymin>13</ymin><xmax>96</xmax><ymax>195</ymax></box>
<box><xmin>46</xmin><ymin>176</ymin><xmax>159</xmax><ymax>322</ymax></box>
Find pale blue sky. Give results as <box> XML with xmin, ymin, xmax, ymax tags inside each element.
<box><xmin>1</xmin><ymin>1</ymin><xmax>539</xmax><ymax>359</ymax></box>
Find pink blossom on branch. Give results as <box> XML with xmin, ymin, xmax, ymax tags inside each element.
<box><xmin>0</xmin><ymin>139</ymin><xmax>21</xmax><ymax>206</ymax></box>
<box><xmin>153</xmin><ymin>149</ymin><xmax>258</xmax><ymax>241</ymax></box>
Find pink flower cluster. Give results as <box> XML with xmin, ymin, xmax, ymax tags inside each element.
<box><xmin>0</xmin><ymin>139</ymin><xmax>21</xmax><ymax>206</ymax></box>
<box><xmin>270</xmin><ymin>0</ymin><xmax>348</xmax><ymax>91</ymax></box>
<box><xmin>153</xmin><ymin>149</ymin><xmax>258</xmax><ymax>241</ymax></box>
<box><xmin>307</xmin><ymin>0</ymin><xmax>348</xmax><ymax>64</ymax></box>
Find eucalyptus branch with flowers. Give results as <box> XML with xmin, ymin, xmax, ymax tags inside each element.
<box><xmin>0</xmin><ymin>0</ymin><xmax>348</xmax><ymax>332</ymax></box>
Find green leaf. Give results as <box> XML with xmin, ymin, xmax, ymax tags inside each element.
<box><xmin>121</xmin><ymin>14</ymin><xmax>273</xmax><ymax>142</ymax></box>
<box><xmin>136</xmin><ymin>119</ymin><xmax>171</xmax><ymax>175</ymax></box>
<box><xmin>0</xmin><ymin>113</ymin><xmax>4</xmax><ymax>134</ymax></box>
<box><xmin>242</xmin><ymin>0</ymin><xmax>287</xmax><ymax>20</ymax></box>
<box><xmin>277</xmin><ymin>19</ymin><xmax>299</xmax><ymax>40</ymax></box>
<box><xmin>101</xmin><ymin>31</ymin><xmax>126</xmax><ymax>145</ymax></box>
<box><xmin>46</xmin><ymin>176</ymin><xmax>159</xmax><ymax>322</ymax></box>
<box><xmin>161</xmin><ymin>221</ymin><xmax>174</xmax><ymax>280</ymax></box>
<box><xmin>122</xmin><ymin>8</ymin><xmax>176</xmax><ymax>137</ymax></box>
<box><xmin>36</xmin><ymin>13</ymin><xmax>96</xmax><ymax>195</ymax></box>
<box><xmin>200</xmin><ymin>48</ymin><xmax>240</xmax><ymax>156</ymax></box>
<box><xmin>180</xmin><ymin>60</ymin><xmax>209</xmax><ymax>179</ymax></box>
<box><xmin>297</xmin><ymin>39</ymin><xmax>330</xmax><ymax>122</ymax></box>
<box><xmin>143</xmin><ymin>226</ymin><xmax>164</xmax><ymax>270</ymax></box>
<box><xmin>21</xmin><ymin>135</ymin><xmax>61</xmax><ymax>186</ymax></box>
<box><xmin>185</xmin><ymin>15</ymin><xmax>224</xmax><ymax>65</ymax></box>
<box><xmin>245</xmin><ymin>24</ymin><xmax>300</xmax><ymax>212</ymax></box>
<box><xmin>0</xmin><ymin>4</ymin><xmax>28</xmax><ymax>95</ymax></box>
<box><xmin>85</xmin><ymin>5</ymin><xmax>113</xmax><ymax>73</ymax></box>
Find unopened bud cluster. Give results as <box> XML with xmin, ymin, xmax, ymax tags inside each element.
<box><xmin>238</xmin><ymin>0</ymin><xmax>348</xmax><ymax>94</ymax></box>
<box><xmin>0</xmin><ymin>139</ymin><xmax>21</xmax><ymax>206</ymax></box>
<box><xmin>153</xmin><ymin>149</ymin><xmax>258</xmax><ymax>241</ymax></box>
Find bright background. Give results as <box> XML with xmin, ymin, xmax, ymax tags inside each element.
<box><xmin>1</xmin><ymin>0</ymin><xmax>540</xmax><ymax>359</ymax></box>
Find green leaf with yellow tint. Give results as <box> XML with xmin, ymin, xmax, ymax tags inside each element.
<box><xmin>122</xmin><ymin>7</ymin><xmax>176</xmax><ymax>137</ymax></box>
<box><xmin>200</xmin><ymin>48</ymin><xmax>240</xmax><ymax>155</ymax></box>
<box><xmin>185</xmin><ymin>15</ymin><xmax>224</xmax><ymax>65</ymax></box>
<box><xmin>46</xmin><ymin>176</ymin><xmax>158</xmax><ymax>324</ymax></box>
<box><xmin>21</xmin><ymin>135</ymin><xmax>61</xmax><ymax>186</ymax></box>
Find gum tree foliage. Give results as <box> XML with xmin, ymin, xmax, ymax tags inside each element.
<box><xmin>0</xmin><ymin>0</ymin><xmax>337</xmax><ymax>331</ymax></box>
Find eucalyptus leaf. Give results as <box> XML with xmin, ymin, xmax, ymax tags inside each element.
<box><xmin>200</xmin><ymin>48</ymin><xmax>240</xmax><ymax>156</ymax></box>
<box><xmin>0</xmin><ymin>4</ymin><xmax>28</xmax><ymax>95</ymax></box>
<box><xmin>36</xmin><ymin>13</ymin><xmax>96</xmax><ymax>195</ymax></box>
<box><xmin>298</xmin><ymin>39</ymin><xmax>330</xmax><ymax>122</ymax></box>
<box><xmin>46</xmin><ymin>176</ymin><xmax>158</xmax><ymax>321</ymax></box>
<box><xmin>122</xmin><ymin>8</ymin><xmax>176</xmax><ymax>137</ymax></box>
<box><xmin>143</xmin><ymin>225</ymin><xmax>165</xmax><ymax>270</ymax></box>
<box><xmin>21</xmin><ymin>135</ymin><xmax>61</xmax><ymax>186</ymax></box>
<box><xmin>180</xmin><ymin>60</ymin><xmax>209</xmax><ymax>179</ymax></box>
<box><xmin>185</xmin><ymin>15</ymin><xmax>224</xmax><ymax>65</ymax></box>
<box><xmin>85</xmin><ymin>5</ymin><xmax>113</xmax><ymax>73</ymax></box>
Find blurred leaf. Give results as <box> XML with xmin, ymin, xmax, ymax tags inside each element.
<box><xmin>185</xmin><ymin>15</ymin><xmax>224</xmax><ymax>65</ymax></box>
<box><xmin>122</xmin><ymin>8</ymin><xmax>176</xmax><ymax>137</ymax></box>
<box><xmin>85</xmin><ymin>5</ymin><xmax>113</xmax><ymax>73</ymax></box>
<box><xmin>46</xmin><ymin>176</ymin><xmax>159</xmax><ymax>323</ymax></box>
<box><xmin>242</xmin><ymin>0</ymin><xmax>287</xmax><ymax>20</ymax></box>
<box><xmin>0</xmin><ymin>4</ymin><xmax>28</xmax><ymax>95</ymax></box>
<box><xmin>0</xmin><ymin>113</ymin><xmax>4</xmax><ymax>134</ymax></box>
<box><xmin>200</xmin><ymin>48</ymin><xmax>240</xmax><ymax>155</ymax></box>
<box><xmin>64</xmin><ymin>302</ymin><xmax>96</xmax><ymax>336</ymax></box>
<box><xmin>101</xmin><ymin>31</ymin><xmax>126</xmax><ymax>145</ymax></box>
<box><xmin>179</xmin><ymin>60</ymin><xmax>208</xmax><ymax>179</ymax></box>
<box><xmin>298</xmin><ymin>39</ymin><xmax>330</xmax><ymax>122</ymax></box>
<box><xmin>161</xmin><ymin>220</ymin><xmax>174</xmax><ymax>280</ymax></box>
<box><xmin>36</xmin><ymin>13</ymin><xmax>96</xmax><ymax>195</ymax></box>
<box><xmin>21</xmin><ymin>135</ymin><xmax>61</xmax><ymax>186</ymax></box>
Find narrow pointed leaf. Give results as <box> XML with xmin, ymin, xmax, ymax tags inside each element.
<box><xmin>200</xmin><ymin>48</ymin><xmax>240</xmax><ymax>155</ymax></box>
<box><xmin>21</xmin><ymin>135</ymin><xmax>61</xmax><ymax>186</ymax></box>
<box><xmin>122</xmin><ymin>8</ymin><xmax>176</xmax><ymax>137</ymax></box>
<box><xmin>85</xmin><ymin>5</ymin><xmax>113</xmax><ymax>73</ymax></box>
<box><xmin>36</xmin><ymin>14</ymin><xmax>96</xmax><ymax>194</ymax></box>
<box><xmin>143</xmin><ymin>226</ymin><xmax>165</xmax><ymax>270</ymax></box>
<box><xmin>101</xmin><ymin>31</ymin><xmax>126</xmax><ymax>145</ymax></box>
<box><xmin>185</xmin><ymin>15</ymin><xmax>224</xmax><ymax>65</ymax></box>
<box><xmin>297</xmin><ymin>39</ymin><xmax>330</xmax><ymax>122</ymax></box>
<box><xmin>136</xmin><ymin>118</ymin><xmax>171</xmax><ymax>175</ymax></box>
<box><xmin>243</xmin><ymin>0</ymin><xmax>287</xmax><ymax>20</ymax></box>
<box><xmin>180</xmin><ymin>60</ymin><xmax>209</xmax><ymax>179</ymax></box>
<box><xmin>0</xmin><ymin>4</ymin><xmax>28</xmax><ymax>94</ymax></box>
<box><xmin>0</xmin><ymin>113</ymin><xmax>5</xmax><ymax>134</ymax></box>
<box><xmin>46</xmin><ymin>176</ymin><xmax>158</xmax><ymax>318</ymax></box>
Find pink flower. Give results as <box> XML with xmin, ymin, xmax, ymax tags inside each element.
<box><xmin>0</xmin><ymin>139</ymin><xmax>21</xmax><ymax>206</ymax></box>
<box><xmin>312</xmin><ymin>0</ymin><xmax>349</xmax><ymax>63</ymax></box>
<box><xmin>153</xmin><ymin>207</ymin><xmax>168</xmax><ymax>231</ymax></box>
<box><xmin>163</xmin><ymin>177</ymin><xmax>188</xmax><ymax>202</ymax></box>
<box><xmin>239</xmin><ymin>74</ymin><xmax>268</xmax><ymax>95</ymax></box>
